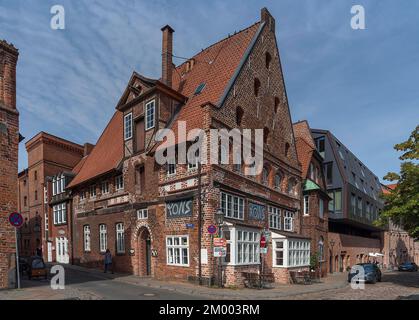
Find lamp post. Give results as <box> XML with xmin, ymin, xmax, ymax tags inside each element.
<box><xmin>330</xmin><ymin>239</ymin><xmax>335</xmax><ymax>274</ymax></box>
<box><xmin>216</xmin><ymin>209</ymin><xmax>224</xmax><ymax>288</ymax></box>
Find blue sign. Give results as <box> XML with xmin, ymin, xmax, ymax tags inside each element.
<box><xmin>166</xmin><ymin>198</ymin><xmax>193</xmax><ymax>218</ymax></box>
<box><xmin>248</xmin><ymin>203</ymin><xmax>265</xmax><ymax>221</ymax></box>
<box><xmin>186</xmin><ymin>223</ymin><xmax>194</xmax><ymax>229</ymax></box>
<box><xmin>9</xmin><ymin>212</ymin><xmax>23</xmax><ymax>227</ymax></box>
<box><xmin>207</xmin><ymin>225</ymin><xmax>217</xmax><ymax>234</ymax></box>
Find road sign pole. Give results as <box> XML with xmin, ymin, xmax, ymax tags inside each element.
<box><xmin>15</xmin><ymin>227</ymin><xmax>21</xmax><ymax>289</ymax></box>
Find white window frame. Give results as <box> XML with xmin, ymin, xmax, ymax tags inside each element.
<box><xmin>284</xmin><ymin>211</ymin><xmax>294</xmax><ymax>231</ymax></box>
<box><xmin>115</xmin><ymin>175</ymin><xmax>124</xmax><ymax>191</ymax></box>
<box><xmin>83</xmin><ymin>225</ymin><xmax>91</xmax><ymax>252</ymax></box>
<box><xmin>273</xmin><ymin>239</ymin><xmax>310</xmax><ymax>268</ymax></box>
<box><xmin>101</xmin><ymin>181</ymin><xmax>109</xmax><ymax>195</ymax></box>
<box><xmin>220</xmin><ymin>192</ymin><xmax>244</xmax><ymax>220</ymax></box>
<box><xmin>187</xmin><ymin>156</ymin><xmax>198</xmax><ymax>171</ymax></box>
<box><xmin>145</xmin><ymin>100</ymin><xmax>155</xmax><ymax>130</ymax></box>
<box><xmin>80</xmin><ymin>191</ymin><xmax>86</xmax><ymax>201</ymax></box>
<box><xmin>89</xmin><ymin>185</ymin><xmax>96</xmax><ymax>198</ymax></box>
<box><xmin>53</xmin><ymin>203</ymin><xmax>66</xmax><ymax>225</ymax></box>
<box><xmin>236</xmin><ymin>229</ymin><xmax>260</xmax><ymax>265</ymax></box>
<box><xmin>124</xmin><ymin>112</ymin><xmax>133</xmax><ymax>140</ymax></box>
<box><xmin>137</xmin><ymin>208</ymin><xmax>148</xmax><ymax>220</ymax></box>
<box><xmin>44</xmin><ymin>213</ymin><xmax>49</xmax><ymax>232</ymax></box>
<box><xmin>167</xmin><ymin>163</ymin><xmax>176</xmax><ymax>176</ymax></box>
<box><xmin>303</xmin><ymin>195</ymin><xmax>309</xmax><ymax>216</ymax></box>
<box><xmin>99</xmin><ymin>224</ymin><xmax>107</xmax><ymax>253</ymax></box>
<box><xmin>268</xmin><ymin>206</ymin><xmax>281</xmax><ymax>230</ymax></box>
<box><xmin>166</xmin><ymin>235</ymin><xmax>189</xmax><ymax>267</ymax></box>
<box><xmin>116</xmin><ymin>223</ymin><xmax>125</xmax><ymax>253</ymax></box>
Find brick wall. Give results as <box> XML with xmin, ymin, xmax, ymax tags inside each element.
<box><xmin>0</xmin><ymin>40</ymin><xmax>19</xmax><ymax>289</ymax></box>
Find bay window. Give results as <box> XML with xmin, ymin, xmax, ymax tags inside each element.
<box><xmin>273</xmin><ymin>239</ymin><xmax>310</xmax><ymax>267</ymax></box>
<box><xmin>237</xmin><ymin>230</ymin><xmax>259</xmax><ymax>264</ymax></box>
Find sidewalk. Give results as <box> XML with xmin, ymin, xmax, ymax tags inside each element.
<box><xmin>64</xmin><ymin>264</ymin><xmax>349</xmax><ymax>300</ymax></box>
<box><xmin>0</xmin><ymin>284</ymin><xmax>100</xmax><ymax>300</ymax></box>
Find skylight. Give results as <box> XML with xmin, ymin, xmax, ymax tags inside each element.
<box><xmin>194</xmin><ymin>83</ymin><xmax>206</xmax><ymax>95</ymax></box>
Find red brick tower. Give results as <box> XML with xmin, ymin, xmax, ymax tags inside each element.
<box><xmin>0</xmin><ymin>39</ymin><xmax>19</xmax><ymax>288</ymax></box>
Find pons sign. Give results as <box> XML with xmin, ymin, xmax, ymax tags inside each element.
<box><xmin>166</xmin><ymin>198</ymin><xmax>193</xmax><ymax>218</ymax></box>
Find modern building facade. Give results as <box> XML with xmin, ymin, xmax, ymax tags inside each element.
<box><xmin>293</xmin><ymin>121</ymin><xmax>329</xmax><ymax>276</ymax></box>
<box><xmin>310</xmin><ymin>128</ymin><xmax>384</xmax><ymax>272</ymax></box>
<box><xmin>68</xmin><ymin>8</ymin><xmax>312</xmax><ymax>286</ymax></box>
<box><xmin>0</xmin><ymin>39</ymin><xmax>19</xmax><ymax>288</ymax></box>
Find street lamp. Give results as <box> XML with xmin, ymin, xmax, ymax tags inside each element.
<box><xmin>329</xmin><ymin>239</ymin><xmax>335</xmax><ymax>274</ymax></box>
<box><xmin>216</xmin><ymin>209</ymin><xmax>224</xmax><ymax>226</ymax></box>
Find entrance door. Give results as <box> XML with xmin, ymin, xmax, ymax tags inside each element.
<box><xmin>146</xmin><ymin>238</ymin><xmax>151</xmax><ymax>276</ymax></box>
<box><xmin>56</xmin><ymin>237</ymin><xmax>69</xmax><ymax>264</ymax></box>
<box><xmin>47</xmin><ymin>242</ymin><xmax>53</xmax><ymax>262</ymax></box>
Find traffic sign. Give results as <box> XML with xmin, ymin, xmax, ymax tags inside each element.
<box><xmin>214</xmin><ymin>247</ymin><xmax>226</xmax><ymax>257</ymax></box>
<box><xmin>260</xmin><ymin>247</ymin><xmax>268</xmax><ymax>254</ymax></box>
<box><xmin>9</xmin><ymin>212</ymin><xmax>23</xmax><ymax>228</ymax></box>
<box><xmin>260</xmin><ymin>234</ymin><xmax>267</xmax><ymax>248</ymax></box>
<box><xmin>213</xmin><ymin>237</ymin><xmax>226</xmax><ymax>247</ymax></box>
<box><xmin>207</xmin><ymin>225</ymin><xmax>217</xmax><ymax>234</ymax></box>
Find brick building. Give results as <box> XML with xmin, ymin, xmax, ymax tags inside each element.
<box><xmin>0</xmin><ymin>39</ymin><xmax>19</xmax><ymax>288</ymax></box>
<box><xmin>68</xmin><ymin>8</ymin><xmax>311</xmax><ymax>286</ymax></box>
<box><xmin>293</xmin><ymin>121</ymin><xmax>329</xmax><ymax>277</ymax></box>
<box><xmin>17</xmin><ymin>132</ymin><xmax>88</xmax><ymax>263</ymax></box>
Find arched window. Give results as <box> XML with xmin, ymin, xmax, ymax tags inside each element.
<box><xmin>318</xmin><ymin>237</ymin><xmax>324</xmax><ymax>262</ymax></box>
<box><xmin>274</xmin><ymin>171</ymin><xmax>283</xmax><ymax>190</ymax></box>
<box><xmin>254</xmin><ymin>78</ymin><xmax>261</xmax><ymax>97</ymax></box>
<box><xmin>265</xmin><ymin>52</ymin><xmax>272</xmax><ymax>69</ymax></box>
<box><xmin>285</xmin><ymin>142</ymin><xmax>290</xmax><ymax>157</ymax></box>
<box><xmin>262</xmin><ymin>167</ymin><xmax>269</xmax><ymax>185</ymax></box>
<box><xmin>236</xmin><ymin>106</ymin><xmax>244</xmax><ymax>126</ymax></box>
<box><xmin>263</xmin><ymin>127</ymin><xmax>270</xmax><ymax>144</ymax></box>
<box><xmin>287</xmin><ymin>177</ymin><xmax>297</xmax><ymax>196</ymax></box>
<box><xmin>274</xmin><ymin>97</ymin><xmax>280</xmax><ymax>113</ymax></box>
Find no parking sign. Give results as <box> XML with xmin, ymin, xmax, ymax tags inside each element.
<box><xmin>9</xmin><ymin>212</ymin><xmax>23</xmax><ymax>228</ymax></box>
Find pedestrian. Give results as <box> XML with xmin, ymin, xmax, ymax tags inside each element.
<box><xmin>104</xmin><ymin>249</ymin><xmax>113</xmax><ymax>274</ymax></box>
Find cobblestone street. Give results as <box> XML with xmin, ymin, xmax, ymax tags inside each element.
<box><xmin>286</xmin><ymin>271</ymin><xmax>419</xmax><ymax>300</ymax></box>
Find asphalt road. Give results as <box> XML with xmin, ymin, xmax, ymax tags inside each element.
<box><xmin>21</xmin><ymin>266</ymin><xmax>202</xmax><ymax>300</ymax></box>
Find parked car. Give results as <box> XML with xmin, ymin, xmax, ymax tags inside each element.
<box><xmin>398</xmin><ymin>262</ymin><xmax>418</xmax><ymax>272</ymax></box>
<box><xmin>348</xmin><ymin>263</ymin><xmax>382</xmax><ymax>284</ymax></box>
<box><xmin>27</xmin><ymin>256</ymin><xmax>48</xmax><ymax>280</ymax></box>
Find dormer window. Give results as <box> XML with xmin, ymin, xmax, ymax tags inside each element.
<box><xmin>124</xmin><ymin>113</ymin><xmax>133</xmax><ymax>140</ymax></box>
<box><xmin>145</xmin><ymin>100</ymin><xmax>155</xmax><ymax>130</ymax></box>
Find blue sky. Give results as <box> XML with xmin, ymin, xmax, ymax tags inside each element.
<box><xmin>1</xmin><ymin>0</ymin><xmax>418</xmax><ymax>180</ymax></box>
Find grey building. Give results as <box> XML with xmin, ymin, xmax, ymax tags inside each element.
<box><xmin>310</xmin><ymin>129</ymin><xmax>384</xmax><ymax>238</ymax></box>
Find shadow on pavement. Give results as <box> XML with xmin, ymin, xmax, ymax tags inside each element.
<box><xmin>381</xmin><ymin>271</ymin><xmax>419</xmax><ymax>289</ymax></box>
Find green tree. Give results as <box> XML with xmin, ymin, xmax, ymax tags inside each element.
<box><xmin>379</xmin><ymin>125</ymin><xmax>419</xmax><ymax>239</ymax></box>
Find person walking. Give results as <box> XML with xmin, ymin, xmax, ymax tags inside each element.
<box><xmin>104</xmin><ymin>249</ymin><xmax>113</xmax><ymax>274</ymax></box>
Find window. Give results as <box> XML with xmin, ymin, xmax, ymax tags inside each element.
<box><xmin>83</xmin><ymin>225</ymin><xmax>91</xmax><ymax>252</ymax></box>
<box><xmin>357</xmin><ymin>197</ymin><xmax>363</xmax><ymax>216</ymax></box>
<box><xmin>269</xmin><ymin>206</ymin><xmax>281</xmax><ymax>230</ymax></box>
<box><xmin>115</xmin><ymin>175</ymin><xmax>124</xmax><ymax>191</ymax></box>
<box><xmin>265</xmin><ymin>52</ymin><xmax>272</xmax><ymax>69</ymax></box>
<box><xmin>194</xmin><ymin>83</ymin><xmax>206</xmax><ymax>95</ymax></box>
<box><xmin>116</xmin><ymin>223</ymin><xmax>125</xmax><ymax>253</ymax></box>
<box><xmin>220</xmin><ymin>192</ymin><xmax>244</xmax><ymax>220</ymax></box>
<box><xmin>318</xmin><ymin>237</ymin><xmax>324</xmax><ymax>262</ymax></box>
<box><xmin>254</xmin><ymin>78</ymin><xmax>261</xmax><ymax>97</ymax></box>
<box><xmin>24</xmin><ymin>196</ymin><xmax>27</xmax><ymax>207</ymax></box>
<box><xmin>288</xmin><ymin>240</ymin><xmax>310</xmax><ymax>267</ymax></box>
<box><xmin>273</xmin><ymin>239</ymin><xmax>310</xmax><ymax>267</ymax></box>
<box><xmin>274</xmin><ymin>172</ymin><xmax>282</xmax><ymax>190</ymax></box>
<box><xmin>101</xmin><ymin>181</ymin><xmax>109</xmax><ymax>194</ymax></box>
<box><xmin>34</xmin><ymin>190</ymin><xmax>38</xmax><ymax>201</ymax></box>
<box><xmin>124</xmin><ymin>113</ymin><xmax>133</xmax><ymax>140</ymax></box>
<box><xmin>237</xmin><ymin>230</ymin><xmax>260</xmax><ymax>265</ymax></box>
<box><xmin>287</xmin><ymin>178</ymin><xmax>297</xmax><ymax>196</ymax></box>
<box><xmin>284</xmin><ymin>211</ymin><xmax>294</xmax><ymax>231</ymax></box>
<box><xmin>89</xmin><ymin>185</ymin><xmax>96</xmax><ymax>198</ymax></box>
<box><xmin>188</xmin><ymin>149</ymin><xmax>199</xmax><ymax>171</ymax></box>
<box><xmin>319</xmin><ymin>199</ymin><xmax>324</xmax><ymax>219</ymax></box>
<box><xmin>44</xmin><ymin>213</ymin><xmax>49</xmax><ymax>232</ymax></box>
<box><xmin>303</xmin><ymin>195</ymin><xmax>309</xmax><ymax>215</ymax></box>
<box><xmin>315</xmin><ymin>137</ymin><xmax>325</xmax><ymax>157</ymax></box>
<box><xmin>166</xmin><ymin>236</ymin><xmax>189</xmax><ymax>266</ymax></box>
<box><xmin>351</xmin><ymin>193</ymin><xmax>357</xmax><ymax>215</ymax></box>
<box><xmin>137</xmin><ymin>208</ymin><xmax>148</xmax><ymax>220</ymax></box>
<box><xmin>334</xmin><ymin>189</ymin><xmax>342</xmax><ymax>212</ymax></box>
<box><xmin>167</xmin><ymin>163</ymin><xmax>176</xmax><ymax>176</ymax></box>
<box><xmin>44</xmin><ymin>187</ymin><xmax>48</xmax><ymax>204</ymax></box>
<box><xmin>145</xmin><ymin>100</ymin><xmax>155</xmax><ymax>130</ymax></box>
<box><xmin>53</xmin><ymin>174</ymin><xmax>65</xmax><ymax>195</ymax></box>
<box><xmin>99</xmin><ymin>224</ymin><xmax>107</xmax><ymax>253</ymax></box>
<box><xmin>236</xmin><ymin>106</ymin><xmax>244</xmax><ymax>126</ymax></box>
<box><xmin>53</xmin><ymin>203</ymin><xmax>66</xmax><ymax>225</ymax></box>
<box><xmin>34</xmin><ymin>170</ymin><xmax>37</xmax><ymax>181</ymax></box>
<box><xmin>324</xmin><ymin>162</ymin><xmax>333</xmax><ymax>185</ymax></box>
<box><xmin>366</xmin><ymin>202</ymin><xmax>371</xmax><ymax>220</ymax></box>
<box><xmin>309</xmin><ymin>163</ymin><xmax>315</xmax><ymax>181</ymax></box>
<box><xmin>262</xmin><ymin>167</ymin><xmax>269</xmax><ymax>185</ymax></box>
<box><xmin>80</xmin><ymin>191</ymin><xmax>86</xmax><ymax>201</ymax></box>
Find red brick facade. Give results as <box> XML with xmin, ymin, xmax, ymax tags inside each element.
<box><xmin>0</xmin><ymin>40</ymin><xmax>19</xmax><ymax>289</ymax></box>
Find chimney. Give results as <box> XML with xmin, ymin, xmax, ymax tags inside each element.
<box><xmin>83</xmin><ymin>143</ymin><xmax>95</xmax><ymax>157</ymax></box>
<box><xmin>0</xmin><ymin>40</ymin><xmax>19</xmax><ymax>110</ymax></box>
<box><xmin>261</xmin><ymin>7</ymin><xmax>275</xmax><ymax>32</ymax></box>
<box><xmin>161</xmin><ymin>25</ymin><xmax>174</xmax><ymax>88</ymax></box>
